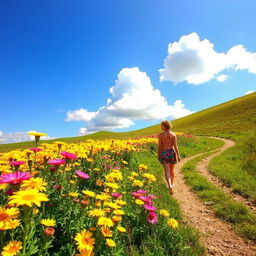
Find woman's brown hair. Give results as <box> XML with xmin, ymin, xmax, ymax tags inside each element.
<box><xmin>161</xmin><ymin>120</ymin><xmax>173</xmax><ymax>130</ymax></box>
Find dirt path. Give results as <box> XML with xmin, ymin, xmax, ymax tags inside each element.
<box><xmin>197</xmin><ymin>137</ymin><xmax>256</xmax><ymax>213</ymax></box>
<box><xmin>172</xmin><ymin>137</ymin><xmax>256</xmax><ymax>256</ymax></box>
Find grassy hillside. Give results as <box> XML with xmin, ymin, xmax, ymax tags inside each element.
<box><xmin>0</xmin><ymin>92</ymin><xmax>255</xmax><ymax>153</ymax></box>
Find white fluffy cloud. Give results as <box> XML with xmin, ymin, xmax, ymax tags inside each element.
<box><xmin>244</xmin><ymin>90</ymin><xmax>255</xmax><ymax>95</ymax></box>
<box><xmin>159</xmin><ymin>32</ymin><xmax>256</xmax><ymax>84</ymax></box>
<box><xmin>66</xmin><ymin>67</ymin><xmax>194</xmax><ymax>134</ymax></box>
<box><xmin>216</xmin><ymin>74</ymin><xmax>229</xmax><ymax>82</ymax></box>
<box><xmin>0</xmin><ymin>130</ymin><xmax>54</xmax><ymax>144</ymax></box>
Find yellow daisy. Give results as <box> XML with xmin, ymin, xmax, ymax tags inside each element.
<box><xmin>135</xmin><ymin>199</ymin><xmax>144</xmax><ymax>205</ymax></box>
<box><xmin>159</xmin><ymin>209</ymin><xmax>170</xmax><ymax>217</ymax></box>
<box><xmin>88</xmin><ymin>209</ymin><xmax>105</xmax><ymax>218</ymax></box>
<box><xmin>112</xmin><ymin>215</ymin><xmax>122</xmax><ymax>222</ymax></box>
<box><xmin>1</xmin><ymin>240</ymin><xmax>22</xmax><ymax>256</ymax></box>
<box><xmin>0</xmin><ymin>207</ymin><xmax>19</xmax><ymax>223</ymax></box>
<box><xmin>82</xmin><ymin>190</ymin><xmax>95</xmax><ymax>198</ymax></box>
<box><xmin>3</xmin><ymin>219</ymin><xmax>20</xmax><ymax>230</ymax></box>
<box><xmin>117</xmin><ymin>226</ymin><xmax>126</xmax><ymax>233</ymax></box>
<box><xmin>167</xmin><ymin>218</ymin><xmax>179</xmax><ymax>229</ymax></box>
<box><xmin>75</xmin><ymin>230</ymin><xmax>95</xmax><ymax>252</ymax></box>
<box><xmin>100</xmin><ymin>227</ymin><xmax>112</xmax><ymax>237</ymax></box>
<box><xmin>113</xmin><ymin>209</ymin><xmax>125</xmax><ymax>215</ymax></box>
<box><xmin>76</xmin><ymin>249</ymin><xmax>94</xmax><ymax>256</ymax></box>
<box><xmin>97</xmin><ymin>217</ymin><xmax>114</xmax><ymax>228</ymax></box>
<box><xmin>8</xmin><ymin>189</ymin><xmax>49</xmax><ymax>207</ymax></box>
<box><xmin>41</xmin><ymin>219</ymin><xmax>56</xmax><ymax>227</ymax></box>
<box><xmin>69</xmin><ymin>192</ymin><xmax>79</xmax><ymax>197</ymax></box>
<box><xmin>132</xmin><ymin>180</ymin><xmax>144</xmax><ymax>187</ymax></box>
<box><xmin>21</xmin><ymin>177</ymin><xmax>47</xmax><ymax>192</ymax></box>
<box><xmin>105</xmin><ymin>182</ymin><xmax>120</xmax><ymax>190</ymax></box>
<box><xmin>106</xmin><ymin>239</ymin><xmax>116</xmax><ymax>248</ymax></box>
<box><xmin>28</xmin><ymin>131</ymin><xmax>47</xmax><ymax>137</ymax></box>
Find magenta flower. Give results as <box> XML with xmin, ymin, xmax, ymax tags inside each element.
<box><xmin>147</xmin><ymin>211</ymin><xmax>158</xmax><ymax>224</ymax></box>
<box><xmin>144</xmin><ymin>204</ymin><xmax>156</xmax><ymax>211</ymax></box>
<box><xmin>60</xmin><ymin>151</ymin><xmax>78</xmax><ymax>160</ymax></box>
<box><xmin>0</xmin><ymin>171</ymin><xmax>31</xmax><ymax>184</ymax></box>
<box><xmin>111</xmin><ymin>192</ymin><xmax>122</xmax><ymax>198</ymax></box>
<box><xmin>29</xmin><ymin>147</ymin><xmax>43</xmax><ymax>152</ymax></box>
<box><xmin>48</xmin><ymin>159</ymin><xmax>65</xmax><ymax>166</ymax></box>
<box><xmin>5</xmin><ymin>189</ymin><xmax>14</xmax><ymax>196</ymax></box>
<box><xmin>138</xmin><ymin>195</ymin><xmax>152</xmax><ymax>203</ymax></box>
<box><xmin>114</xmin><ymin>166</ymin><xmax>120</xmax><ymax>170</ymax></box>
<box><xmin>9</xmin><ymin>161</ymin><xmax>25</xmax><ymax>166</ymax></box>
<box><xmin>137</xmin><ymin>189</ymin><xmax>147</xmax><ymax>194</ymax></box>
<box><xmin>76</xmin><ymin>170</ymin><xmax>90</xmax><ymax>179</ymax></box>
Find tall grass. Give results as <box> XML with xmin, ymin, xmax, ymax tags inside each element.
<box><xmin>209</xmin><ymin>132</ymin><xmax>256</xmax><ymax>203</ymax></box>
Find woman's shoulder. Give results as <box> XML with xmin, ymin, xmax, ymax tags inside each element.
<box><xmin>169</xmin><ymin>131</ymin><xmax>176</xmax><ymax>137</ymax></box>
<box><xmin>158</xmin><ymin>132</ymin><xmax>165</xmax><ymax>137</ymax></box>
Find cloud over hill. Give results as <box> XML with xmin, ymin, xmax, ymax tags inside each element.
<box><xmin>66</xmin><ymin>67</ymin><xmax>193</xmax><ymax>134</ymax></box>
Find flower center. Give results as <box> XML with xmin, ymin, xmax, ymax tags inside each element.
<box><xmin>9</xmin><ymin>246</ymin><xmax>18</xmax><ymax>253</ymax></box>
<box><xmin>22</xmin><ymin>194</ymin><xmax>36</xmax><ymax>201</ymax></box>
<box><xmin>82</xmin><ymin>237</ymin><xmax>90</xmax><ymax>245</ymax></box>
<box><xmin>0</xmin><ymin>213</ymin><xmax>9</xmax><ymax>221</ymax></box>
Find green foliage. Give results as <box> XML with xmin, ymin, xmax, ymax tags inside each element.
<box><xmin>209</xmin><ymin>132</ymin><xmax>256</xmax><ymax>203</ymax></box>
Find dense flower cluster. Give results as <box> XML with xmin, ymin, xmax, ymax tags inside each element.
<box><xmin>0</xmin><ymin>132</ymin><xmax>179</xmax><ymax>255</ymax></box>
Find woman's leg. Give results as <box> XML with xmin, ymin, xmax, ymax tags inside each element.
<box><xmin>163</xmin><ymin>163</ymin><xmax>172</xmax><ymax>189</ymax></box>
<box><xmin>169</xmin><ymin>163</ymin><xmax>175</xmax><ymax>186</ymax></box>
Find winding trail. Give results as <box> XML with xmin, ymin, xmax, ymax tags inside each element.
<box><xmin>197</xmin><ymin>137</ymin><xmax>256</xmax><ymax>213</ymax></box>
<box><xmin>171</xmin><ymin>137</ymin><xmax>256</xmax><ymax>256</ymax></box>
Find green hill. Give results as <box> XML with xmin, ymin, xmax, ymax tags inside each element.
<box><xmin>0</xmin><ymin>92</ymin><xmax>255</xmax><ymax>152</ymax></box>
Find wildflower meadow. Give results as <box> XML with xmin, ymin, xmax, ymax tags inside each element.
<box><xmin>0</xmin><ymin>132</ymin><xmax>217</xmax><ymax>256</ymax></box>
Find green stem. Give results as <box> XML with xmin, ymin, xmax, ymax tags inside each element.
<box><xmin>21</xmin><ymin>207</ymin><xmax>32</xmax><ymax>256</ymax></box>
<box><xmin>0</xmin><ymin>231</ymin><xmax>4</xmax><ymax>249</ymax></box>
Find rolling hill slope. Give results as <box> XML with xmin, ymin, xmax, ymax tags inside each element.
<box><xmin>0</xmin><ymin>92</ymin><xmax>255</xmax><ymax>152</ymax></box>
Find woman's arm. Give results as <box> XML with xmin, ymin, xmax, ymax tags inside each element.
<box><xmin>157</xmin><ymin>135</ymin><xmax>162</xmax><ymax>158</ymax></box>
<box><xmin>173</xmin><ymin>135</ymin><xmax>181</xmax><ymax>162</ymax></box>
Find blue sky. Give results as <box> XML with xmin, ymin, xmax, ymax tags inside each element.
<box><xmin>0</xmin><ymin>0</ymin><xmax>256</xmax><ymax>142</ymax></box>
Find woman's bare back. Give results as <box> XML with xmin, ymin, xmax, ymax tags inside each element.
<box><xmin>159</xmin><ymin>131</ymin><xmax>176</xmax><ymax>150</ymax></box>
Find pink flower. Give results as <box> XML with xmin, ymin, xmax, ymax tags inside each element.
<box><xmin>147</xmin><ymin>211</ymin><xmax>158</xmax><ymax>224</ymax></box>
<box><xmin>60</xmin><ymin>151</ymin><xmax>78</xmax><ymax>160</ymax></box>
<box><xmin>138</xmin><ymin>196</ymin><xmax>152</xmax><ymax>203</ymax></box>
<box><xmin>29</xmin><ymin>147</ymin><xmax>43</xmax><ymax>152</ymax></box>
<box><xmin>137</xmin><ymin>189</ymin><xmax>147</xmax><ymax>194</ymax></box>
<box><xmin>114</xmin><ymin>166</ymin><xmax>120</xmax><ymax>170</ymax></box>
<box><xmin>0</xmin><ymin>171</ymin><xmax>31</xmax><ymax>184</ymax></box>
<box><xmin>48</xmin><ymin>159</ymin><xmax>65</xmax><ymax>166</ymax></box>
<box><xmin>76</xmin><ymin>170</ymin><xmax>90</xmax><ymax>179</ymax></box>
<box><xmin>131</xmin><ymin>192</ymin><xmax>144</xmax><ymax>198</ymax></box>
<box><xmin>9</xmin><ymin>161</ymin><xmax>25</xmax><ymax>166</ymax></box>
<box><xmin>148</xmin><ymin>194</ymin><xmax>157</xmax><ymax>200</ymax></box>
<box><xmin>111</xmin><ymin>192</ymin><xmax>122</xmax><ymax>198</ymax></box>
<box><xmin>144</xmin><ymin>204</ymin><xmax>156</xmax><ymax>211</ymax></box>
<box><xmin>50</xmin><ymin>167</ymin><xmax>56</xmax><ymax>171</ymax></box>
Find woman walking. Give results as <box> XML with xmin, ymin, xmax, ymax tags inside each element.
<box><xmin>158</xmin><ymin>120</ymin><xmax>181</xmax><ymax>194</ymax></box>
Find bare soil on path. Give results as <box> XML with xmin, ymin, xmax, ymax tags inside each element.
<box><xmin>171</xmin><ymin>137</ymin><xmax>256</xmax><ymax>256</ymax></box>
